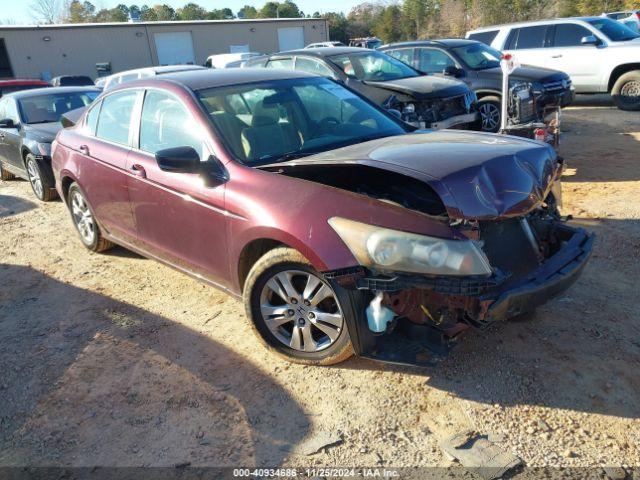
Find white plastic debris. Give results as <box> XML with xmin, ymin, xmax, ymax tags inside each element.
<box><xmin>366</xmin><ymin>291</ymin><xmax>395</xmax><ymax>333</ymax></box>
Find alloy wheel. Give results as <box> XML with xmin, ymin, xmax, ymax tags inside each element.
<box><xmin>259</xmin><ymin>270</ymin><xmax>344</xmax><ymax>352</ymax></box>
<box><xmin>71</xmin><ymin>191</ymin><xmax>96</xmax><ymax>244</ymax></box>
<box><xmin>620</xmin><ymin>80</ymin><xmax>640</xmax><ymax>100</ymax></box>
<box><xmin>479</xmin><ymin>103</ymin><xmax>501</xmax><ymax>132</ymax></box>
<box><xmin>26</xmin><ymin>159</ymin><xmax>44</xmax><ymax>199</ymax></box>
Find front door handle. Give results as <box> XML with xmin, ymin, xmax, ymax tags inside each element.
<box><xmin>79</xmin><ymin>144</ymin><xmax>89</xmax><ymax>155</ymax></box>
<box><xmin>129</xmin><ymin>164</ymin><xmax>146</xmax><ymax>179</ymax></box>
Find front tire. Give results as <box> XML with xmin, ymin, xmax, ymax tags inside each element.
<box><xmin>478</xmin><ymin>96</ymin><xmax>502</xmax><ymax>132</ymax></box>
<box><xmin>67</xmin><ymin>182</ymin><xmax>114</xmax><ymax>252</ymax></box>
<box><xmin>243</xmin><ymin>247</ymin><xmax>354</xmax><ymax>365</ymax></box>
<box><xmin>612</xmin><ymin>71</ymin><xmax>640</xmax><ymax>111</ymax></box>
<box><xmin>25</xmin><ymin>154</ymin><xmax>57</xmax><ymax>201</ymax></box>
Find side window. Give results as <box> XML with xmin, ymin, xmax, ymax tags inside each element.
<box><xmin>468</xmin><ymin>30</ymin><xmax>499</xmax><ymax>45</ymax></box>
<box><xmin>139</xmin><ymin>90</ymin><xmax>205</xmax><ymax>158</ymax></box>
<box><xmin>512</xmin><ymin>25</ymin><xmax>548</xmax><ymax>49</ymax></box>
<box><xmin>83</xmin><ymin>100</ymin><xmax>101</xmax><ymax>135</ymax></box>
<box><xmin>294</xmin><ymin>57</ymin><xmax>334</xmax><ymax>77</ymax></box>
<box><xmin>0</xmin><ymin>98</ymin><xmax>7</xmax><ymax>120</ymax></box>
<box><xmin>552</xmin><ymin>23</ymin><xmax>593</xmax><ymax>47</ymax></box>
<box><xmin>416</xmin><ymin>48</ymin><xmax>456</xmax><ymax>74</ymax></box>
<box><xmin>5</xmin><ymin>99</ymin><xmax>20</xmax><ymax>124</ymax></box>
<box><xmin>96</xmin><ymin>90</ymin><xmax>137</xmax><ymax>145</ymax></box>
<box><xmin>266</xmin><ymin>58</ymin><xmax>293</xmax><ymax>69</ymax></box>
<box><xmin>385</xmin><ymin>48</ymin><xmax>414</xmax><ymax>67</ymax></box>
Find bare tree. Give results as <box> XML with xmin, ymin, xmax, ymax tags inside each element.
<box><xmin>30</xmin><ymin>0</ymin><xmax>61</xmax><ymax>24</ymax></box>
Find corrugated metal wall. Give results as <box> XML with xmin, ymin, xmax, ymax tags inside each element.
<box><xmin>0</xmin><ymin>19</ymin><xmax>328</xmax><ymax>79</ymax></box>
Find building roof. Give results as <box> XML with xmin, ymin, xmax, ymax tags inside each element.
<box><xmin>130</xmin><ymin>67</ymin><xmax>317</xmax><ymax>91</ymax></box>
<box><xmin>0</xmin><ymin>18</ymin><xmax>325</xmax><ymax>30</ymax></box>
<box><xmin>8</xmin><ymin>86</ymin><xmax>100</xmax><ymax>99</ymax></box>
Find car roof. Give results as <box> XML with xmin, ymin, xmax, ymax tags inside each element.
<box><xmin>128</xmin><ymin>68</ymin><xmax>319</xmax><ymax>91</ymax></box>
<box><xmin>381</xmin><ymin>39</ymin><xmax>480</xmax><ymax>49</ymax></box>
<box><xmin>0</xmin><ymin>79</ymin><xmax>49</xmax><ymax>86</ymax></box>
<box><xmin>8</xmin><ymin>86</ymin><xmax>101</xmax><ymax>99</ymax></box>
<box><xmin>276</xmin><ymin>46</ymin><xmax>375</xmax><ymax>57</ymax></box>
<box><xmin>469</xmin><ymin>16</ymin><xmax>603</xmax><ymax>32</ymax></box>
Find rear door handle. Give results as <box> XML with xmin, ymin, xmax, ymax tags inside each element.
<box><xmin>551</xmin><ymin>54</ymin><xmax>562</xmax><ymax>58</ymax></box>
<box><xmin>129</xmin><ymin>164</ymin><xmax>146</xmax><ymax>179</ymax></box>
<box><xmin>79</xmin><ymin>145</ymin><xmax>89</xmax><ymax>155</ymax></box>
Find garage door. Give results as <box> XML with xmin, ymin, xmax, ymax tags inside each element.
<box><xmin>277</xmin><ymin>27</ymin><xmax>304</xmax><ymax>51</ymax></box>
<box><xmin>154</xmin><ymin>32</ymin><xmax>196</xmax><ymax>65</ymax></box>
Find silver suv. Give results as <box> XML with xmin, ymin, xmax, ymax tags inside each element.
<box><xmin>467</xmin><ymin>17</ymin><xmax>640</xmax><ymax>110</ymax></box>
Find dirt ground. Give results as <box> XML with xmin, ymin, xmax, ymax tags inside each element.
<box><xmin>1</xmin><ymin>95</ymin><xmax>639</xmax><ymax>474</ymax></box>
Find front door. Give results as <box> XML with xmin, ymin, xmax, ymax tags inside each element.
<box><xmin>0</xmin><ymin>98</ymin><xmax>25</xmax><ymax>174</ymax></box>
<box><xmin>126</xmin><ymin>89</ymin><xmax>229</xmax><ymax>286</ymax></box>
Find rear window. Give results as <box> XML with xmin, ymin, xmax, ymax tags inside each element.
<box><xmin>585</xmin><ymin>18</ymin><xmax>640</xmax><ymax>41</ymax></box>
<box><xmin>468</xmin><ymin>30</ymin><xmax>499</xmax><ymax>45</ymax></box>
<box><xmin>506</xmin><ymin>25</ymin><xmax>548</xmax><ymax>49</ymax></box>
<box><xmin>95</xmin><ymin>90</ymin><xmax>137</xmax><ymax>145</ymax></box>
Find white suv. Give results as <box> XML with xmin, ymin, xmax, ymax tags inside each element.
<box><xmin>467</xmin><ymin>17</ymin><xmax>640</xmax><ymax>110</ymax></box>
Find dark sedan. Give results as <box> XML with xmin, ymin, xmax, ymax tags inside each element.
<box><xmin>244</xmin><ymin>47</ymin><xmax>479</xmax><ymax>130</ymax></box>
<box><xmin>51</xmin><ymin>69</ymin><xmax>592</xmax><ymax>366</ymax></box>
<box><xmin>0</xmin><ymin>86</ymin><xmax>100</xmax><ymax>200</ymax></box>
<box><xmin>380</xmin><ymin>39</ymin><xmax>574</xmax><ymax>132</ymax></box>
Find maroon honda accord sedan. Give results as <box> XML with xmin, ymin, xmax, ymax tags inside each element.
<box><xmin>51</xmin><ymin>69</ymin><xmax>593</xmax><ymax>366</ymax></box>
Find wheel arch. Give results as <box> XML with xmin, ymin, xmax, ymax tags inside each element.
<box><xmin>475</xmin><ymin>90</ymin><xmax>502</xmax><ymax>100</ymax></box>
<box><xmin>237</xmin><ymin>238</ymin><xmax>287</xmax><ymax>294</ymax></box>
<box><xmin>608</xmin><ymin>64</ymin><xmax>640</xmax><ymax>91</ymax></box>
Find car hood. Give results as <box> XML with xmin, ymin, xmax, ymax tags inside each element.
<box><xmin>479</xmin><ymin>65</ymin><xmax>569</xmax><ymax>83</ymax></box>
<box><xmin>24</xmin><ymin>122</ymin><xmax>61</xmax><ymax>143</ymax></box>
<box><xmin>266</xmin><ymin>131</ymin><xmax>559</xmax><ymax>220</ymax></box>
<box><xmin>364</xmin><ymin>75</ymin><xmax>469</xmax><ymax>100</ymax></box>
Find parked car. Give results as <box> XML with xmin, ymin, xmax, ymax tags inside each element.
<box><xmin>0</xmin><ymin>79</ymin><xmax>50</xmax><ymax>98</ymax></box>
<box><xmin>603</xmin><ymin>10</ymin><xmax>640</xmax><ymax>32</ymax></box>
<box><xmin>380</xmin><ymin>39</ymin><xmax>574</xmax><ymax>132</ymax></box>
<box><xmin>51</xmin><ymin>75</ymin><xmax>95</xmax><ymax>87</ymax></box>
<box><xmin>205</xmin><ymin>52</ymin><xmax>262</xmax><ymax>69</ymax></box>
<box><xmin>0</xmin><ymin>86</ymin><xmax>100</xmax><ymax>201</ymax></box>
<box><xmin>243</xmin><ymin>47</ymin><xmax>479</xmax><ymax>129</ymax></box>
<box><xmin>51</xmin><ymin>69</ymin><xmax>593</xmax><ymax>366</ymax></box>
<box><xmin>349</xmin><ymin>37</ymin><xmax>382</xmax><ymax>49</ymax></box>
<box><xmin>466</xmin><ymin>17</ymin><xmax>640</xmax><ymax>110</ymax></box>
<box><xmin>101</xmin><ymin>65</ymin><xmax>206</xmax><ymax>91</ymax></box>
<box><xmin>305</xmin><ymin>41</ymin><xmax>346</xmax><ymax>49</ymax></box>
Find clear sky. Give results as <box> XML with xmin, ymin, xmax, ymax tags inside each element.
<box><xmin>4</xmin><ymin>0</ymin><xmax>358</xmax><ymax>24</ymax></box>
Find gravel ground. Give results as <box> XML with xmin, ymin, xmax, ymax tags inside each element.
<box><xmin>0</xmin><ymin>95</ymin><xmax>638</xmax><ymax>475</ymax></box>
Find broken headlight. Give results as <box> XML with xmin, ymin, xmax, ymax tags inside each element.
<box><xmin>328</xmin><ymin>217</ymin><xmax>492</xmax><ymax>276</ymax></box>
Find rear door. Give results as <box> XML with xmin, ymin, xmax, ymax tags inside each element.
<box><xmin>125</xmin><ymin>88</ymin><xmax>229</xmax><ymax>285</ymax></box>
<box><xmin>502</xmin><ymin>24</ymin><xmax>552</xmax><ymax>69</ymax></box>
<box><xmin>72</xmin><ymin>90</ymin><xmax>139</xmax><ymax>244</ymax></box>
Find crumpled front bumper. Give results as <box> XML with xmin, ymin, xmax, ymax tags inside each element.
<box><xmin>326</xmin><ymin>223</ymin><xmax>594</xmax><ymax>366</ymax></box>
<box><xmin>481</xmin><ymin>224</ymin><xmax>593</xmax><ymax>322</ymax></box>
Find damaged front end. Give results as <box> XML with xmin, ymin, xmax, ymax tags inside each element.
<box><xmin>325</xmin><ymin>201</ymin><xmax>593</xmax><ymax>366</ymax></box>
<box><xmin>384</xmin><ymin>91</ymin><xmax>479</xmax><ymax>130</ymax></box>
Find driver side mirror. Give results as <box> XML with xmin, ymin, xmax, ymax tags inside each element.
<box><xmin>156</xmin><ymin>146</ymin><xmax>201</xmax><ymax>173</ymax></box>
<box><xmin>0</xmin><ymin>118</ymin><xmax>16</xmax><ymax>128</ymax></box>
<box><xmin>444</xmin><ymin>65</ymin><xmax>465</xmax><ymax>78</ymax></box>
<box><xmin>581</xmin><ymin>35</ymin><xmax>601</xmax><ymax>46</ymax></box>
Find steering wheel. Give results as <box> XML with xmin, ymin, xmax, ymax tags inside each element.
<box><xmin>314</xmin><ymin>117</ymin><xmax>340</xmax><ymax>136</ymax></box>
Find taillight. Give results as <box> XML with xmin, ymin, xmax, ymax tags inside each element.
<box><xmin>635</xmin><ymin>12</ymin><xmax>640</xmax><ymax>20</ymax></box>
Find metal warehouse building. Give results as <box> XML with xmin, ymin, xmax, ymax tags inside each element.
<box><xmin>0</xmin><ymin>18</ymin><xmax>328</xmax><ymax>80</ymax></box>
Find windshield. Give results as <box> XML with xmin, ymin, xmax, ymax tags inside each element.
<box><xmin>585</xmin><ymin>18</ymin><xmax>640</xmax><ymax>41</ymax></box>
<box><xmin>197</xmin><ymin>77</ymin><xmax>406</xmax><ymax>166</ymax></box>
<box><xmin>328</xmin><ymin>51</ymin><xmax>419</xmax><ymax>81</ymax></box>
<box><xmin>18</xmin><ymin>91</ymin><xmax>99</xmax><ymax>124</ymax></box>
<box><xmin>452</xmin><ymin>43</ymin><xmax>502</xmax><ymax>70</ymax></box>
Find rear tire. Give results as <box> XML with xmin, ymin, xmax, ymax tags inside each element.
<box><xmin>243</xmin><ymin>247</ymin><xmax>354</xmax><ymax>365</ymax></box>
<box><xmin>67</xmin><ymin>182</ymin><xmax>114</xmax><ymax>252</ymax></box>
<box><xmin>611</xmin><ymin>70</ymin><xmax>640</xmax><ymax>111</ymax></box>
<box><xmin>478</xmin><ymin>96</ymin><xmax>502</xmax><ymax>132</ymax></box>
<box><xmin>25</xmin><ymin>154</ymin><xmax>57</xmax><ymax>202</ymax></box>
<box><xmin>0</xmin><ymin>162</ymin><xmax>15</xmax><ymax>181</ymax></box>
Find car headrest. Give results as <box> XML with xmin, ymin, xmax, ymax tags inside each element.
<box><xmin>251</xmin><ymin>115</ymin><xmax>278</xmax><ymax>128</ymax></box>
